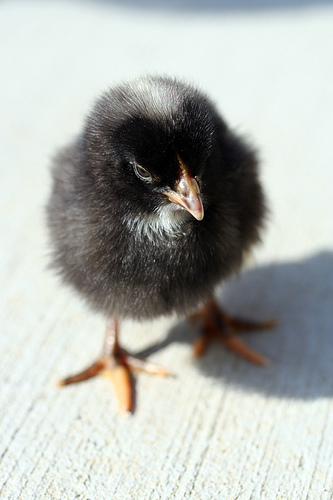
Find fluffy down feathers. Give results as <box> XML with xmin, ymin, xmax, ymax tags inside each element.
<box><xmin>47</xmin><ymin>76</ymin><xmax>266</xmax><ymax>320</ymax></box>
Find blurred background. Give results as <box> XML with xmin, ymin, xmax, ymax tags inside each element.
<box><xmin>1</xmin><ymin>1</ymin><xmax>333</xmax><ymax>499</ymax></box>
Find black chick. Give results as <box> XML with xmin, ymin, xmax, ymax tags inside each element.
<box><xmin>47</xmin><ymin>75</ymin><xmax>274</xmax><ymax>412</ymax></box>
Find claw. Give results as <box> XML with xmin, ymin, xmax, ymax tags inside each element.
<box><xmin>58</xmin><ymin>317</ymin><xmax>171</xmax><ymax>414</ymax></box>
<box><xmin>190</xmin><ymin>299</ymin><xmax>276</xmax><ymax>365</ymax></box>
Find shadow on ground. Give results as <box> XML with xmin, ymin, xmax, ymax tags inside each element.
<box><xmin>137</xmin><ymin>251</ymin><xmax>333</xmax><ymax>400</ymax></box>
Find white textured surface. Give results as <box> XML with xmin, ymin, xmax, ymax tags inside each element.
<box><xmin>1</xmin><ymin>1</ymin><xmax>333</xmax><ymax>499</ymax></box>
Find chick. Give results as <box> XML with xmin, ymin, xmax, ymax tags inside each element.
<box><xmin>47</xmin><ymin>76</ymin><xmax>274</xmax><ymax>412</ymax></box>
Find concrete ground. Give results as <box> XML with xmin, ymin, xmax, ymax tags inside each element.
<box><xmin>1</xmin><ymin>0</ymin><xmax>333</xmax><ymax>498</ymax></box>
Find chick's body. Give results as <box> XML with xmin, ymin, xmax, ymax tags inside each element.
<box><xmin>48</xmin><ymin>76</ymin><xmax>265</xmax><ymax>321</ymax></box>
<box><xmin>47</xmin><ymin>76</ymin><xmax>272</xmax><ymax>412</ymax></box>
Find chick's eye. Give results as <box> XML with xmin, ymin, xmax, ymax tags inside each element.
<box><xmin>133</xmin><ymin>163</ymin><xmax>152</xmax><ymax>182</ymax></box>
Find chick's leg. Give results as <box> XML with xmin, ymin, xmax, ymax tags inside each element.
<box><xmin>59</xmin><ymin>317</ymin><xmax>170</xmax><ymax>413</ymax></box>
<box><xmin>189</xmin><ymin>299</ymin><xmax>276</xmax><ymax>365</ymax></box>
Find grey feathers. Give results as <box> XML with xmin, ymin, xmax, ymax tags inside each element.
<box><xmin>47</xmin><ymin>76</ymin><xmax>266</xmax><ymax>320</ymax></box>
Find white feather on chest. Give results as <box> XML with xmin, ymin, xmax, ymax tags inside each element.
<box><xmin>124</xmin><ymin>203</ymin><xmax>191</xmax><ymax>243</ymax></box>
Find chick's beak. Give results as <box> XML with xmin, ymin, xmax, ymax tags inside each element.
<box><xmin>163</xmin><ymin>157</ymin><xmax>204</xmax><ymax>221</ymax></box>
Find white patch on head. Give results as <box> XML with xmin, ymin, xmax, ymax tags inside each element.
<box><xmin>127</xmin><ymin>77</ymin><xmax>179</xmax><ymax>123</ymax></box>
<box><xmin>125</xmin><ymin>203</ymin><xmax>191</xmax><ymax>243</ymax></box>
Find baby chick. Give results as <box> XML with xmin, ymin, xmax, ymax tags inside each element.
<box><xmin>47</xmin><ymin>76</ymin><xmax>274</xmax><ymax>412</ymax></box>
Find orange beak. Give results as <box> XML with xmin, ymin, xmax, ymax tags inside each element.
<box><xmin>163</xmin><ymin>156</ymin><xmax>204</xmax><ymax>221</ymax></box>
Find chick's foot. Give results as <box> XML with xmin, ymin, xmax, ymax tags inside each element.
<box><xmin>190</xmin><ymin>299</ymin><xmax>276</xmax><ymax>365</ymax></box>
<box><xmin>59</xmin><ymin>317</ymin><xmax>171</xmax><ymax>413</ymax></box>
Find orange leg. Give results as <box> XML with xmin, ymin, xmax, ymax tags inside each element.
<box><xmin>189</xmin><ymin>299</ymin><xmax>276</xmax><ymax>365</ymax></box>
<box><xmin>59</xmin><ymin>317</ymin><xmax>171</xmax><ymax>413</ymax></box>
